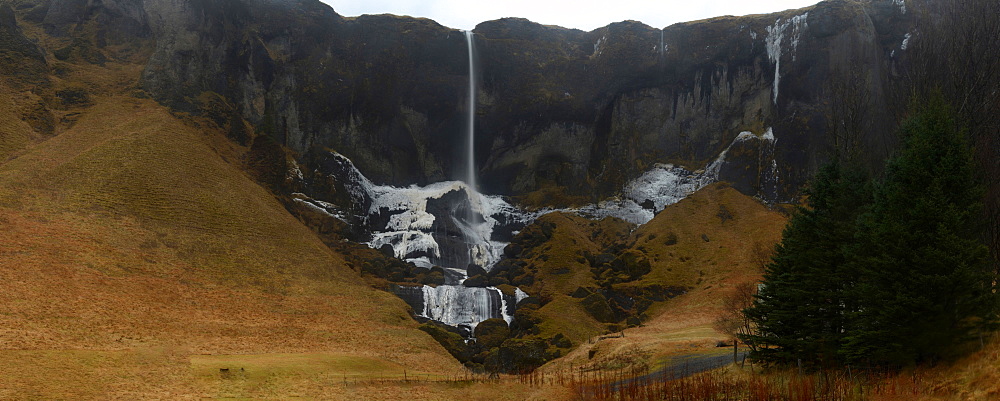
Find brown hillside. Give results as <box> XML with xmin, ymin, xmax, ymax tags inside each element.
<box><xmin>543</xmin><ymin>183</ymin><xmax>788</xmax><ymax>371</ymax></box>
<box><xmin>0</xmin><ymin>85</ymin><xmax>461</xmax><ymax>398</ymax></box>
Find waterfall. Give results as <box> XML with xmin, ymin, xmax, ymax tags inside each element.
<box><xmin>311</xmin><ymin>126</ymin><xmax>781</xmax><ymax>335</ymax></box>
<box><xmin>416</xmin><ymin>284</ymin><xmax>531</xmax><ymax>331</ymax></box>
<box><xmin>465</xmin><ymin>30</ymin><xmax>477</xmax><ymax>191</ymax></box>
<box><xmin>422</xmin><ymin>285</ymin><xmax>502</xmax><ymax>331</ymax></box>
<box><xmin>660</xmin><ymin>28</ymin><xmax>664</xmax><ymax>55</ymax></box>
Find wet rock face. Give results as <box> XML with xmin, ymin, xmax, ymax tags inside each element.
<box><xmin>30</xmin><ymin>0</ymin><xmax>914</xmax><ymax>203</ymax></box>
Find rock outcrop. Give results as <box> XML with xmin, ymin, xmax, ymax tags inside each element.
<box><xmin>0</xmin><ymin>3</ymin><xmax>48</xmax><ymax>87</ymax></box>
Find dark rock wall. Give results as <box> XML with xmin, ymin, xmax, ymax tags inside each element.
<box><xmin>473</xmin><ymin>1</ymin><xmax>912</xmax><ymax>201</ymax></box>
<box><xmin>16</xmin><ymin>0</ymin><xmax>920</xmax><ymax>203</ymax></box>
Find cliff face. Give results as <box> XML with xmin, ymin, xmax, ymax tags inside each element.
<box><xmin>472</xmin><ymin>1</ymin><xmax>912</xmax><ymax>200</ymax></box>
<box><xmin>140</xmin><ymin>0</ymin><xmax>469</xmax><ymax>186</ymax></box>
<box><xmin>14</xmin><ymin>0</ymin><xmax>918</xmax><ymax>203</ymax></box>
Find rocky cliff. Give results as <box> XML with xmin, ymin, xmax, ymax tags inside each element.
<box><xmin>10</xmin><ymin>0</ymin><xmax>919</xmax><ymax>203</ymax></box>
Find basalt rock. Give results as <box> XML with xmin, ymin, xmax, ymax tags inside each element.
<box><xmin>15</xmin><ymin>0</ymin><xmax>920</xmax><ymax>205</ymax></box>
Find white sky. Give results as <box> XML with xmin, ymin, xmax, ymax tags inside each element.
<box><xmin>321</xmin><ymin>0</ymin><xmax>820</xmax><ymax>31</ymax></box>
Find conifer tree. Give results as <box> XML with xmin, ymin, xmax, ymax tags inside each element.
<box><xmin>743</xmin><ymin>161</ymin><xmax>871</xmax><ymax>367</ymax></box>
<box><xmin>842</xmin><ymin>97</ymin><xmax>998</xmax><ymax>366</ymax></box>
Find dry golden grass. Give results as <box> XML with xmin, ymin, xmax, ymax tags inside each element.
<box><xmin>883</xmin><ymin>336</ymin><xmax>1000</xmax><ymax>401</ymax></box>
<box><xmin>0</xmin><ymin>81</ymin><xmax>45</xmax><ymax>160</ymax></box>
<box><xmin>583</xmin><ymin>338</ymin><xmax>1000</xmax><ymax>401</ymax></box>
<box><xmin>536</xmin><ymin>295</ymin><xmax>606</xmax><ymax>345</ymax></box>
<box><xmin>0</xmin><ymin>89</ymin><xmax>460</xmax><ymax>396</ymax></box>
<box><xmin>0</xmin><ymin>348</ymin><xmax>578</xmax><ymax>400</ymax></box>
<box><xmin>523</xmin><ymin>213</ymin><xmax>620</xmax><ymax>296</ymax></box>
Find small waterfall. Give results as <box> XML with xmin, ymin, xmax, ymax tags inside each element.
<box><xmin>464</xmin><ymin>30</ymin><xmax>477</xmax><ymax>192</ymax></box>
<box><xmin>422</xmin><ymin>285</ymin><xmax>503</xmax><ymax>331</ymax></box>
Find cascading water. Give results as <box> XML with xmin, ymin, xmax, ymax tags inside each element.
<box><xmin>465</xmin><ymin>30</ymin><xmax>477</xmax><ymax>192</ymax></box>
<box><xmin>410</xmin><ymin>30</ymin><xmax>512</xmax><ymax>335</ymax></box>
<box><xmin>390</xmin><ymin>30</ymin><xmax>526</xmax><ymax>337</ymax></box>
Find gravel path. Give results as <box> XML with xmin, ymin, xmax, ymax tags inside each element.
<box><xmin>609</xmin><ymin>350</ymin><xmax>748</xmax><ymax>391</ymax></box>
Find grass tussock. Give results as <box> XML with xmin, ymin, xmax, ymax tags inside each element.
<box><xmin>568</xmin><ymin>367</ymin><xmax>922</xmax><ymax>401</ymax></box>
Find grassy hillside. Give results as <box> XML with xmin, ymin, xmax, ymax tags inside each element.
<box><xmin>0</xmin><ymin>94</ymin><xmax>469</xmax><ymax>396</ymax></box>
<box><xmin>0</xmin><ymin>43</ymin><xmax>468</xmax><ymax>396</ymax></box>
<box><xmin>540</xmin><ymin>183</ymin><xmax>788</xmax><ymax>372</ymax></box>
<box><xmin>0</xmin><ymin>81</ymin><xmax>44</xmax><ymax>160</ymax></box>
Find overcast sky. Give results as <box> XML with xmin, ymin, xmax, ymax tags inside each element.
<box><xmin>321</xmin><ymin>0</ymin><xmax>821</xmax><ymax>31</ymax></box>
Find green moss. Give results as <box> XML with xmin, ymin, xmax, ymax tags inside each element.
<box><xmin>581</xmin><ymin>293</ymin><xmax>616</xmax><ymax>323</ymax></box>
<box><xmin>473</xmin><ymin>319</ymin><xmax>510</xmax><ymax>350</ymax></box>
<box><xmin>418</xmin><ymin>322</ymin><xmax>471</xmax><ymax>363</ymax></box>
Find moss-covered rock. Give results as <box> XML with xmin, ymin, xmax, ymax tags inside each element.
<box><xmin>487</xmin><ymin>276</ymin><xmax>510</xmax><ymax>287</ymax></box>
<box><xmin>494</xmin><ymin>284</ymin><xmax>517</xmax><ymax>297</ymax></box>
<box><xmin>418</xmin><ymin>321</ymin><xmax>472</xmax><ymax>363</ymax></box>
<box><xmin>497</xmin><ymin>337</ymin><xmax>550</xmax><ymax>373</ymax></box>
<box><xmin>618</xmin><ymin>250</ymin><xmax>651</xmax><ymax>280</ymax></box>
<box><xmin>570</xmin><ymin>286</ymin><xmax>594</xmax><ymax>298</ymax></box>
<box><xmin>581</xmin><ymin>292</ymin><xmax>616</xmax><ymax>323</ymax></box>
<box><xmin>473</xmin><ymin>318</ymin><xmax>510</xmax><ymax>350</ymax></box>
<box><xmin>462</xmin><ymin>274</ymin><xmax>487</xmax><ymax>287</ymax></box>
<box><xmin>549</xmin><ymin>333</ymin><xmax>572</xmax><ymax>349</ymax></box>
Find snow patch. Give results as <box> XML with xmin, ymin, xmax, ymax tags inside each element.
<box><xmin>515</xmin><ymin>288</ymin><xmax>529</xmax><ymax>303</ymax></box>
<box><xmin>901</xmin><ymin>32</ymin><xmax>911</xmax><ymax>50</ymax></box>
<box><xmin>762</xmin><ymin>127</ymin><xmax>775</xmax><ymax>141</ymax></box>
<box><xmin>593</xmin><ymin>35</ymin><xmax>607</xmax><ymax>57</ymax></box>
<box><xmin>566</xmin><ymin>128</ymin><xmax>776</xmax><ymax>225</ymax></box>
<box><xmin>736</xmin><ymin>131</ymin><xmax>757</xmax><ymax>141</ymax></box>
<box><xmin>291</xmin><ymin>194</ymin><xmax>349</xmax><ymax>222</ymax></box>
<box><xmin>319</xmin><ymin>126</ymin><xmax>782</xmax><ymax>259</ymax></box>
<box><xmin>370</xmin><ymin>231</ymin><xmax>440</xmax><ymax>259</ymax></box>
<box><xmin>894</xmin><ymin>0</ymin><xmax>906</xmax><ymax>14</ymax></box>
<box><xmin>315</xmin><ymin>153</ymin><xmax>538</xmax><ymax>272</ymax></box>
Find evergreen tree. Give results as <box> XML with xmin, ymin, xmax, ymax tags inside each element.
<box><xmin>842</xmin><ymin>97</ymin><xmax>998</xmax><ymax>367</ymax></box>
<box><xmin>743</xmin><ymin>161</ymin><xmax>871</xmax><ymax>367</ymax></box>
